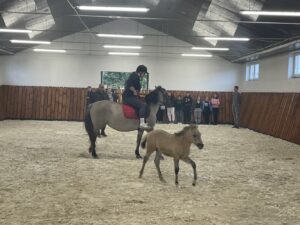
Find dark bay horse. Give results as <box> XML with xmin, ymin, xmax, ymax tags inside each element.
<box><xmin>84</xmin><ymin>86</ymin><xmax>167</xmax><ymax>159</ymax></box>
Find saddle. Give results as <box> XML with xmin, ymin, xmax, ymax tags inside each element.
<box><xmin>122</xmin><ymin>104</ymin><xmax>139</xmax><ymax>120</ymax></box>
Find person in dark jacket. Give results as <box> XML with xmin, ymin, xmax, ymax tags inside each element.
<box><xmin>232</xmin><ymin>86</ymin><xmax>241</xmax><ymax>128</ymax></box>
<box><xmin>174</xmin><ymin>95</ymin><xmax>183</xmax><ymax>123</ymax></box>
<box><xmin>94</xmin><ymin>84</ymin><xmax>109</xmax><ymax>102</ymax></box>
<box><xmin>166</xmin><ymin>92</ymin><xmax>175</xmax><ymax>123</ymax></box>
<box><xmin>122</xmin><ymin>65</ymin><xmax>149</xmax><ymax>129</ymax></box>
<box><xmin>202</xmin><ymin>96</ymin><xmax>212</xmax><ymax>124</ymax></box>
<box><xmin>156</xmin><ymin>104</ymin><xmax>166</xmax><ymax>123</ymax></box>
<box><xmin>182</xmin><ymin>92</ymin><xmax>193</xmax><ymax>124</ymax></box>
<box><xmin>86</xmin><ymin>86</ymin><xmax>93</xmax><ymax>109</ymax></box>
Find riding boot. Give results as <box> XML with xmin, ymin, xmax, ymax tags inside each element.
<box><xmin>139</xmin><ymin>118</ymin><xmax>150</xmax><ymax>130</ymax></box>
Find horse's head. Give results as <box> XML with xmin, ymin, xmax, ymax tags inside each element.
<box><xmin>174</xmin><ymin>125</ymin><xmax>204</xmax><ymax>150</ymax></box>
<box><xmin>145</xmin><ymin>86</ymin><xmax>167</xmax><ymax>106</ymax></box>
<box><xmin>191</xmin><ymin>125</ymin><xmax>204</xmax><ymax>149</ymax></box>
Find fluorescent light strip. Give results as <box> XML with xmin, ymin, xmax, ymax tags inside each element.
<box><xmin>33</xmin><ymin>49</ymin><xmax>66</xmax><ymax>53</ymax></box>
<box><xmin>108</xmin><ymin>52</ymin><xmax>140</xmax><ymax>56</ymax></box>
<box><xmin>204</xmin><ymin>37</ymin><xmax>250</xmax><ymax>42</ymax></box>
<box><xmin>192</xmin><ymin>47</ymin><xmax>229</xmax><ymax>51</ymax></box>
<box><xmin>181</xmin><ymin>54</ymin><xmax>212</xmax><ymax>57</ymax></box>
<box><xmin>10</xmin><ymin>40</ymin><xmax>51</xmax><ymax>44</ymax></box>
<box><xmin>241</xmin><ymin>11</ymin><xmax>300</xmax><ymax>17</ymax></box>
<box><xmin>97</xmin><ymin>34</ymin><xmax>144</xmax><ymax>39</ymax></box>
<box><xmin>77</xmin><ymin>6</ymin><xmax>149</xmax><ymax>12</ymax></box>
<box><xmin>0</xmin><ymin>28</ymin><xmax>32</xmax><ymax>33</ymax></box>
<box><xmin>103</xmin><ymin>45</ymin><xmax>142</xmax><ymax>49</ymax></box>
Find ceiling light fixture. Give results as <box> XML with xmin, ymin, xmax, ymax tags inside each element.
<box><xmin>33</xmin><ymin>49</ymin><xmax>66</xmax><ymax>53</ymax></box>
<box><xmin>181</xmin><ymin>54</ymin><xmax>213</xmax><ymax>57</ymax></box>
<box><xmin>192</xmin><ymin>47</ymin><xmax>229</xmax><ymax>51</ymax></box>
<box><xmin>204</xmin><ymin>37</ymin><xmax>250</xmax><ymax>41</ymax></box>
<box><xmin>77</xmin><ymin>6</ymin><xmax>149</xmax><ymax>12</ymax></box>
<box><xmin>108</xmin><ymin>52</ymin><xmax>140</xmax><ymax>56</ymax></box>
<box><xmin>97</xmin><ymin>34</ymin><xmax>144</xmax><ymax>39</ymax></box>
<box><xmin>103</xmin><ymin>45</ymin><xmax>142</xmax><ymax>49</ymax></box>
<box><xmin>10</xmin><ymin>40</ymin><xmax>51</xmax><ymax>44</ymax></box>
<box><xmin>0</xmin><ymin>28</ymin><xmax>32</xmax><ymax>33</ymax></box>
<box><xmin>240</xmin><ymin>11</ymin><xmax>300</xmax><ymax>17</ymax></box>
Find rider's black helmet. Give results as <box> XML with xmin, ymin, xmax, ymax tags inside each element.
<box><xmin>136</xmin><ymin>65</ymin><xmax>148</xmax><ymax>74</ymax></box>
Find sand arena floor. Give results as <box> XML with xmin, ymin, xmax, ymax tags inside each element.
<box><xmin>0</xmin><ymin>120</ymin><xmax>299</xmax><ymax>225</ymax></box>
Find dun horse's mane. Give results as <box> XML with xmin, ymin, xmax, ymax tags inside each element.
<box><xmin>145</xmin><ymin>86</ymin><xmax>164</xmax><ymax>105</ymax></box>
<box><xmin>175</xmin><ymin>125</ymin><xmax>197</xmax><ymax>136</ymax></box>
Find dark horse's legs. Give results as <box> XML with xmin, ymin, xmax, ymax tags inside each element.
<box><xmin>84</xmin><ymin>110</ymin><xmax>98</xmax><ymax>158</ymax></box>
<box><xmin>135</xmin><ymin>129</ymin><xmax>144</xmax><ymax>159</ymax></box>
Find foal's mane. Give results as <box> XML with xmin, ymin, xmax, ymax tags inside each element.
<box><xmin>145</xmin><ymin>86</ymin><xmax>165</xmax><ymax>105</ymax></box>
<box><xmin>175</xmin><ymin>125</ymin><xmax>197</xmax><ymax>136</ymax></box>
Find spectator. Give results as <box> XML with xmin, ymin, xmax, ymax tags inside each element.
<box><xmin>194</xmin><ymin>96</ymin><xmax>202</xmax><ymax>124</ymax></box>
<box><xmin>232</xmin><ymin>86</ymin><xmax>241</xmax><ymax>128</ymax></box>
<box><xmin>166</xmin><ymin>92</ymin><xmax>175</xmax><ymax>123</ymax></box>
<box><xmin>86</xmin><ymin>86</ymin><xmax>93</xmax><ymax>109</ymax></box>
<box><xmin>157</xmin><ymin>104</ymin><xmax>166</xmax><ymax>123</ymax></box>
<box><xmin>183</xmin><ymin>92</ymin><xmax>193</xmax><ymax>124</ymax></box>
<box><xmin>174</xmin><ymin>95</ymin><xmax>183</xmax><ymax>124</ymax></box>
<box><xmin>202</xmin><ymin>96</ymin><xmax>212</xmax><ymax>124</ymax></box>
<box><xmin>211</xmin><ymin>93</ymin><xmax>221</xmax><ymax>125</ymax></box>
<box><xmin>94</xmin><ymin>84</ymin><xmax>109</xmax><ymax>102</ymax></box>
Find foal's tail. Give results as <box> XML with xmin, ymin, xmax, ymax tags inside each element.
<box><xmin>84</xmin><ymin>106</ymin><xmax>95</xmax><ymax>142</ymax></box>
<box><xmin>141</xmin><ymin>135</ymin><xmax>148</xmax><ymax>149</ymax></box>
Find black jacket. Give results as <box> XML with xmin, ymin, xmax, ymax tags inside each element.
<box><xmin>93</xmin><ymin>90</ymin><xmax>109</xmax><ymax>102</ymax></box>
<box><xmin>123</xmin><ymin>72</ymin><xmax>141</xmax><ymax>98</ymax></box>
<box><xmin>166</xmin><ymin>95</ymin><xmax>175</xmax><ymax>108</ymax></box>
<box><xmin>174</xmin><ymin>99</ymin><xmax>183</xmax><ymax>111</ymax></box>
<box><xmin>183</xmin><ymin>96</ymin><xmax>193</xmax><ymax>109</ymax></box>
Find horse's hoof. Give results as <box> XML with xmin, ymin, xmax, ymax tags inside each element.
<box><xmin>160</xmin><ymin>155</ymin><xmax>165</xmax><ymax>160</ymax></box>
<box><xmin>92</xmin><ymin>154</ymin><xmax>98</xmax><ymax>159</ymax></box>
<box><xmin>136</xmin><ymin>154</ymin><xmax>142</xmax><ymax>159</ymax></box>
<box><xmin>101</xmin><ymin>133</ymin><xmax>107</xmax><ymax>137</ymax></box>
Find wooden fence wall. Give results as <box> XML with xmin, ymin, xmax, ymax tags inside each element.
<box><xmin>1</xmin><ymin>86</ymin><xmax>86</xmax><ymax>121</ymax></box>
<box><xmin>0</xmin><ymin>85</ymin><xmax>233</xmax><ymax>123</ymax></box>
<box><xmin>0</xmin><ymin>85</ymin><xmax>299</xmax><ymax>145</ymax></box>
<box><xmin>0</xmin><ymin>86</ymin><xmax>5</xmax><ymax>121</ymax></box>
<box><xmin>240</xmin><ymin>93</ymin><xmax>300</xmax><ymax>145</ymax></box>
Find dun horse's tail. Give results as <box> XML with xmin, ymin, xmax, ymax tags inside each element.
<box><xmin>141</xmin><ymin>135</ymin><xmax>148</xmax><ymax>149</ymax></box>
<box><xmin>84</xmin><ymin>106</ymin><xmax>95</xmax><ymax>142</ymax></box>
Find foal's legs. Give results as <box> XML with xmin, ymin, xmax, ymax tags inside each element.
<box><xmin>183</xmin><ymin>157</ymin><xmax>197</xmax><ymax>186</ymax></box>
<box><xmin>173</xmin><ymin>158</ymin><xmax>180</xmax><ymax>185</ymax></box>
<box><xmin>154</xmin><ymin>150</ymin><xmax>166</xmax><ymax>182</ymax></box>
<box><xmin>139</xmin><ymin>150</ymin><xmax>152</xmax><ymax>178</ymax></box>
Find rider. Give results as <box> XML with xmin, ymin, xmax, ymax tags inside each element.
<box><xmin>123</xmin><ymin>65</ymin><xmax>150</xmax><ymax>130</ymax></box>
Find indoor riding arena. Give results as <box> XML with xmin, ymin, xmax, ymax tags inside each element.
<box><xmin>0</xmin><ymin>1</ymin><xmax>300</xmax><ymax>225</ymax></box>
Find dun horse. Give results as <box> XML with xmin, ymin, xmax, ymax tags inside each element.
<box><xmin>84</xmin><ymin>86</ymin><xmax>167</xmax><ymax>159</ymax></box>
<box><xmin>139</xmin><ymin>125</ymin><xmax>204</xmax><ymax>186</ymax></box>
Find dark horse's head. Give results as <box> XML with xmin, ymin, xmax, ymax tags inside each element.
<box><xmin>144</xmin><ymin>86</ymin><xmax>167</xmax><ymax>105</ymax></box>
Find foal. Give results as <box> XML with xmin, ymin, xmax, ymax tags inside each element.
<box><xmin>139</xmin><ymin>125</ymin><xmax>204</xmax><ymax>186</ymax></box>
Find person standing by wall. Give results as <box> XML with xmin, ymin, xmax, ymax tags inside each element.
<box><xmin>166</xmin><ymin>92</ymin><xmax>175</xmax><ymax>123</ymax></box>
<box><xmin>194</xmin><ymin>96</ymin><xmax>202</xmax><ymax>124</ymax></box>
<box><xmin>202</xmin><ymin>96</ymin><xmax>212</xmax><ymax>124</ymax></box>
<box><xmin>92</xmin><ymin>84</ymin><xmax>109</xmax><ymax>136</ymax></box>
<box><xmin>211</xmin><ymin>93</ymin><xmax>221</xmax><ymax>125</ymax></box>
<box><xmin>86</xmin><ymin>86</ymin><xmax>94</xmax><ymax>109</ymax></box>
<box><xmin>232</xmin><ymin>86</ymin><xmax>241</xmax><ymax>128</ymax></box>
<box><xmin>156</xmin><ymin>104</ymin><xmax>166</xmax><ymax>123</ymax></box>
<box><xmin>174</xmin><ymin>95</ymin><xmax>183</xmax><ymax>124</ymax></box>
<box><xmin>182</xmin><ymin>92</ymin><xmax>193</xmax><ymax>124</ymax></box>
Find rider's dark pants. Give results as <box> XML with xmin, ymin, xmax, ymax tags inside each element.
<box><xmin>123</xmin><ymin>96</ymin><xmax>146</xmax><ymax>118</ymax></box>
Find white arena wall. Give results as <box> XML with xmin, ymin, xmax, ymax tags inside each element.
<box><xmin>0</xmin><ymin>53</ymin><xmax>242</xmax><ymax>91</ymax></box>
<box><xmin>240</xmin><ymin>52</ymin><xmax>300</xmax><ymax>93</ymax></box>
